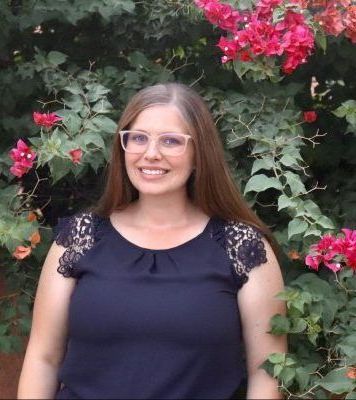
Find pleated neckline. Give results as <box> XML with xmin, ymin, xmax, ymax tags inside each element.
<box><xmin>104</xmin><ymin>216</ymin><xmax>214</xmax><ymax>253</ymax></box>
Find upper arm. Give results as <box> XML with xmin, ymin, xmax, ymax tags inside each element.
<box><xmin>237</xmin><ymin>238</ymin><xmax>287</xmax><ymax>377</ymax></box>
<box><xmin>26</xmin><ymin>242</ymin><xmax>76</xmax><ymax>366</ymax></box>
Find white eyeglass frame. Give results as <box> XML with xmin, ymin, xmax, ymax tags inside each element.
<box><xmin>119</xmin><ymin>130</ymin><xmax>193</xmax><ymax>156</ymax></box>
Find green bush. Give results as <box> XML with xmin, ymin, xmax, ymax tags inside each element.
<box><xmin>0</xmin><ymin>1</ymin><xmax>355</xmax><ymax>398</ymax></box>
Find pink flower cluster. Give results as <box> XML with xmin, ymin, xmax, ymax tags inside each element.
<box><xmin>33</xmin><ymin>111</ymin><xmax>62</xmax><ymax>128</ymax></box>
<box><xmin>312</xmin><ymin>1</ymin><xmax>356</xmax><ymax>43</ymax></box>
<box><xmin>9</xmin><ymin>139</ymin><xmax>37</xmax><ymax>178</ymax></box>
<box><xmin>195</xmin><ymin>0</ymin><xmax>315</xmax><ymax>74</ymax></box>
<box><xmin>305</xmin><ymin>229</ymin><xmax>356</xmax><ymax>272</ymax></box>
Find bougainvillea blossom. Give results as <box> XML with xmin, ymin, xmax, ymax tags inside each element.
<box><xmin>305</xmin><ymin>229</ymin><xmax>356</xmax><ymax>272</ymax></box>
<box><xmin>345</xmin><ymin>5</ymin><xmax>356</xmax><ymax>43</ymax></box>
<box><xmin>33</xmin><ymin>111</ymin><xmax>62</xmax><ymax>128</ymax></box>
<box><xmin>12</xmin><ymin>245</ymin><xmax>32</xmax><ymax>260</ymax></box>
<box><xmin>303</xmin><ymin>111</ymin><xmax>317</xmax><ymax>122</ymax></box>
<box><xmin>197</xmin><ymin>0</ymin><xmax>241</xmax><ymax>31</ymax></box>
<box><xmin>195</xmin><ymin>0</ymin><xmax>315</xmax><ymax>75</ymax></box>
<box><xmin>314</xmin><ymin>4</ymin><xmax>345</xmax><ymax>36</ymax></box>
<box><xmin>9</xmin><ymin>139</ymin><xmax>37</xmax><ymax>178</ymax></box>
<box><xmin>69</xmin><ymin>149</ymin><xmax>83</xmax><ymax>164</ymax></box>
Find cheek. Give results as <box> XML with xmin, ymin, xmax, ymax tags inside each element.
<box><xmin>125</xmin><ymin>153</ymin><xmax>139</xmax><ymax>171</ymax></box>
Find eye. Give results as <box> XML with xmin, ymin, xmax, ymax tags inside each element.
<box><xmin>160</xmin><ymin>135</ymin><xmax>184</xmax><ymax>146</ymax></box>
<box><xmin>130</xmin><ymin>133</ymin><xmax>148</xmax><ymax>144</ymax></box>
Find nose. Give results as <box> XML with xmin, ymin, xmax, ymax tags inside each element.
<box><xmin>143</xmin><ymin>137</ymin><xmax>162</xmax><ymax>160</ymax></box>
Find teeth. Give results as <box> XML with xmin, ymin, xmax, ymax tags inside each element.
<box><xmin>141</xmin><ymin>168</ymin><xmax>167</xmax><ymax>175</ymax></box>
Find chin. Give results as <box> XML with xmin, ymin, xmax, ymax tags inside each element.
<box><xmin>134</xmin><ymin>183</ymin><xmax>185</xmax><ymax>197</ymax></box>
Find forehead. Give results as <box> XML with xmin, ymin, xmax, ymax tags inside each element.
<box><xmin>130</xmin><ymin>104</ymin><xmax>189</xmax><ymax>133</ymax></box>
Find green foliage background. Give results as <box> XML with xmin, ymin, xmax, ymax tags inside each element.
<box><xmin>0</xmin><ymin>0</ymin><xmax>355</xmax><ymax>398</ymax></box>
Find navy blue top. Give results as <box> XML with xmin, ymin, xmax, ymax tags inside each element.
<box><xmin>53</xmin><ymin>212</ymin><xmax>267</xmax><ymax>400</ymax></box>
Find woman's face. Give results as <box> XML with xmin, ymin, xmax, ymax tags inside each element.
<box><xmin>124</xmin><ymin>104</ymin><xmax>195</xmax><ymax>197</ymax></box>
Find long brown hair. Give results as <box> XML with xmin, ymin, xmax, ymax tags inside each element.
<box><xmin>94</xmin><ymin>83</ymin><xmax>275</xmax><ymax>247</ymax></box>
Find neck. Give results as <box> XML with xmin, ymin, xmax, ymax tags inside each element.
<box><xmin>129</xmin><ymin>190</ymin><xmax>197</xmax><ymax>228</ymax></box>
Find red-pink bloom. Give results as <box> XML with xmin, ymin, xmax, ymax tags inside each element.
<box><xmin>306</xmin><ymin>229</ymin><xmax>356</xmax><ymax>273</ymax></box>
<box><xmin>305</xmin><ymin>254</ymin><xmax>322</xmax><ymax>270</ymax></box>
<box><xmin>345</xmin><ymin>5</ymin><xmax>356</xmax><ymax>43</ymax></box>
<box><xmin>256</xmin><ymin>0</ymin><xmax>283</xmax><ymax>19</ymax></box>
<box><xmin>217</xmin><ymin>36</ymin><xmax>239</xmax><ymax>62</ymax></box>
<box><xmin>10</xmin><ymin>163</ymin><xmax>30</xmax><ymax>178</ymax></box>
<box><xmin>238</xmin><ymin>50</ymin><xmax>253</xmax><ymax>62</ymax></box>
<box><xmin>199</xmin><ymin>0</ymin><xmax>241</xmax><ymax>31</ymax></box>
<box><xmin>196</xmin><ymin>0</ymin><xmax>315</xmax><ymax>75</ymax></box>
<box><xmin>314</xmin><ymin>4</ymin><xmax>345</xmax><ymax>36</ymax></box>
<box><xmin>9</xmin><ymin>139</ymin><xmax>37</xmax><ymax>178</ymax></box>
<box><xmin>335</xmin><ymin>229</ymin><xmax>356</xmax><ymax>270</ymax></box>
<box><xmin>69</xmin><ymin>149</ymin><xmax>83</xmax><ymax>164</ymax></box>
<box><xmin>303</xmin><ymin>111</ymin><xmax>317</xmax><ymax>122</ymax></box>
<box><xmin>312</xmin><ymin>233</ymin><xmax>337</xmax><ymax>254</ymax></box>
<box><xmin>33</xmin><ymin>112</ymin><xmax>62</xmax><ymax>128</ymax></box>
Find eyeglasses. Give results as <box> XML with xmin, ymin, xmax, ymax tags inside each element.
<box><xmin>119</xmin><ymin>130</ymin><xmax>192</xmax><ymax>157</ymax></box>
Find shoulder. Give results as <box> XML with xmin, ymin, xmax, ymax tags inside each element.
<box><xmin>219</xmin><ymin>220</ymin><xmax>269</xmax><ymax>288</ymax></box>
<box><xmin>52</xmin><ymin>210</ymin><xmax>104</xmax><ymax>278</ymax></box>
<box><xmin>53</xmin><ymin>210</ymin><xmax>100</xmax><ymax>248</ymax></box>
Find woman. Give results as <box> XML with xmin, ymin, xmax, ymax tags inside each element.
<box><xmin>18</xmin><ymin>83</ymin><xmax>286</xmax><ymax>399</ymax></box>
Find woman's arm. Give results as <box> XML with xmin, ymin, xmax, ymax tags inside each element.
<box><xmin>17</xmin><ymin>242</ymin><xmax>76</xmax><ymax>399</ymax></box>
<box><xmin>238</xmin><ymin>238</ymin><xmax>287</xmax><ymax>400</ymax></box>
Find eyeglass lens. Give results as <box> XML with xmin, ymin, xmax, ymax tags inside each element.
<box><xmin>122</xmin><ymin>131</ymin><xmax>187</xmax><ymax>156</ymax></box>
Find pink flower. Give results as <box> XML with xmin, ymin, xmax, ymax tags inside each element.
<box><xmin>69</xmin><ymin>149</ymin><xmax>83</xmax><ymax>164</ymax></box>
<box><xmin>9</xmin><ymin>139</ymin><xmax>37</xmax><ymax>178</ymax></box>
<box><xmin>314</xmin><ymin>3</ymin><xmax>345</xmax><ymax>36</ymax></box>
<box><xmin>238</xmin><ymin>50</ymin><xmax>253</xmax><ymax>62</ymax></box>
<box><xmin>10</xmin><ymin>163</ymin><xmax>30</xmax><ymax>178</ymax></box>
<box><xmin>217</xmin><ymin>36</ymin><xmax>239</xmax><ymax>62</ymax></box>
<box><xmin>306</xmin><ymin>229</ymin><xmax>356</xmax><ymax>273</ymax></box>
<box><xmin>196</xmin><ymin>0</ymin><xmax>241</xmax><ymax>31</ymax></box>
<box><xmin>33</xmin><ymin>112</ymin><xmax>62</xmax><ymax>128</ymax></box>
<box><xmin>345</xmin><ymin>5</ymin><xmax>356</xmax><ymax>43</ymax></box>
<box><xmin>305</xmin><ymin>254</ymin><xmax>322</xmax><ymax>270</ymax></box>
<box><xmin>303</xmin><ymin>111</ymin><xmax>317</xmax><ymax>122</ymax></box>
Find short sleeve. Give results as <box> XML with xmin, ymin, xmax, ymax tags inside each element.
<box><xmin>53</xmin><ymin>212</ymin><xmax>96</xmax><ymax>278</ymax></box>
<box><xmin>224</xmin><ymin>221</ymin><xmax>267</xmax><ymax>287</ymax></box>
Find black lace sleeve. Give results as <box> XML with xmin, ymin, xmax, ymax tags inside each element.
<box><xmin>53</xmin><ymin>212</ymin><xmax>96</xmax><ymax>278</ymax></box>
<box><xmin>224</xmin><ymin>221</ymin><xmax>267</xmax><ymax>287</ymax></box>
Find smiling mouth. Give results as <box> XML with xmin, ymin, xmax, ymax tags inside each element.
<box><xmin>138</xmin><ymin>168</ymin><xmax>169</xmax><ymax>175</ymax></box>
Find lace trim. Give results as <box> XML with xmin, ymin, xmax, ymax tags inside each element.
<box><xmin>210</xmin><ymin>219</ymin><xmax>267</xmax><ymax>285</ymax></box>
<box><xmin>54</xmin><ymin>212</ymin><xmax>100</xmax><ymax>278</ymax></box>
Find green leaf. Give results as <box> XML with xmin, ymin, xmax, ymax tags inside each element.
<box><xmin>295</xmin><ymin>365</ymin><xmax>318</xmax><ymax>392</ymax></box>
<box><xmin>251</xmin><ymin>157</ymin><xmax>275</xmax><ymax>175</ymax></box>
<box><xmin>244</xmin><ymin>174</ymin><xmax>282</xmax><ymax>194</ymax></box>
<box><xmin>346</xmin><ymin>391</ymin><xmax>356</xmax><ymax>400</ymax></box>
<box><xmin>319</xmin><ymin>368</ymin><xmax>356</xmax><ymax>394</ymax></box>
<box><xmin>279</xmin><ymin>154</ymin><xmax>299</xmax><ymax>168</ymax></box>
<box><xmin>316</xmin><ymin>215</ymin><xmax>335</xmax><ymax>229</ymax></box>
<box><xmin>49</xmin><ymin>157</ymin><xmax>72</xmax><ymax>183</ymax></box>
<box><xmin>278</xmin><ymin>194</ymin><xmax>295</xmax><ymax>211</ymax></box>
<box><xmin>304</xmin><ymin>200</ymin><xmax>322</xmax><ymax>218</ymax></box>
<box><xmin>269</xmin><ymin>315</ymin><xmax>291</xmax><ymax>335</ymax></box>
<box><xmin>83</xmin><ymin>132</ymin><xmax>105</xmax><ymax>149</ymax></box>
<box><xmin>47</xmin><ymin>51</ymin><xmax>67</xmax><ymax>66</ymax></box>
<box><xmin>290</xmin><ymin>318</ymin><xmax>307</xmax><ymax>333</ymax></box>
<box><xmin>284</xmin><ymin>171</ymin><xmax>306</xmax><ymax>195</ymax></box>
<box><xmin>288</xmin><ymin>218</ymin><xmax>308</xmax><ymax>239</ymax></box>
<box><xmin>279</xmin><ymin>367</ymin><xmax>295</xmax><ymax>386</ymax></box>
<box><xmin>304</xmin><ymin>226</ymin><xmax>322</xmax><ymax>238</ymax></box>
<box><xmin>315</xmin><ymin>31</ymin><xmax>327</xmax><ymax>53</ymax></box>
<box><xmin>90</xmin><ymin>115</ymin><xmax>117</xmax><ymax>134</ymax></box>
<box><xmin>85</xmin><ymin>83</ymin><xmax>111</xmax><ymax>103</ymax></box>
<box><xmin>268</xmin><ymin>352</ymin><xmax>286</xmax><ymax>364</ymax></box>
<box><xmin>274</xmin><ymin>364</ymin><xmax>283</xmax><ymax>377</ymax></box>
